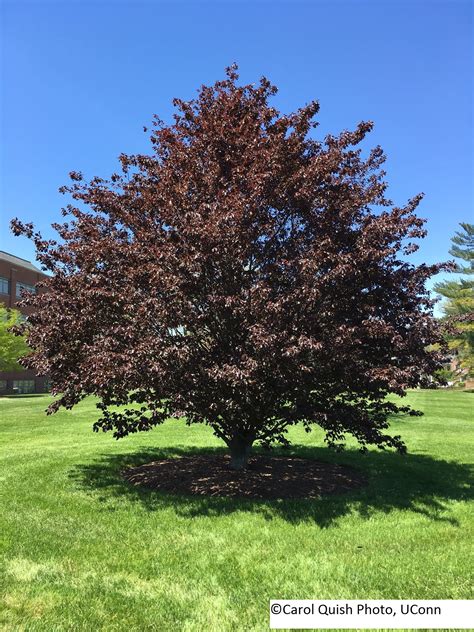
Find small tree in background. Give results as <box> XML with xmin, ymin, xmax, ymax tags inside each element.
<box><xmin>12</xmin><ymin>67</ymin><xmax>447</xmax><ymax>469</ymax></box>
<box><xmin>0</xmin><ymin>307</ymin><xmax>29</xmax><ymax>372</ymax></box>
<box><xmin>435</xmin><ymin>223</ymin><xmax>474</xmax><ymax>380</ymax></box>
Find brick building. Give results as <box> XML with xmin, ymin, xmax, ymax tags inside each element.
<box><xmin>0</xmin><ymin>250</ymin><xmax>49</xmax><ymax>394</ymax></box>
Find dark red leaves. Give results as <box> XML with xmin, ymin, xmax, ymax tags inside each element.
<box><xmin>11</xmin><ymin>67</ymin><xmax>447</xmax><ymax>458</ymax></box>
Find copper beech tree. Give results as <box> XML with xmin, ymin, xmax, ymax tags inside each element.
<box><xmin>12</xmin><ymin>66</ymin><xmax>447</xmax><ymax>469</ymax></box>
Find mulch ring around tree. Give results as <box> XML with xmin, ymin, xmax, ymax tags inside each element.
<box><xmin>122</xmin><ymin>455</ymin><xmax>367</xmax><ymax>499</ymax></box>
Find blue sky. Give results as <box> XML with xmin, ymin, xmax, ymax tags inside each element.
<box><xmin>1</xmin><ymin>0</ymin><xmax>472</xmax><ymax>310</ymax></box>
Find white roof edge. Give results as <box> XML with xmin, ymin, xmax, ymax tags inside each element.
<box><xmin>0</xmin><ymin>250</ymin><xmax>45</xmax><ymax>274</ymax></box>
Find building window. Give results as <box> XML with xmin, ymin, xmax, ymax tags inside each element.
<box><xmin>15</xmin><ymin>282</ymin><xmax>36</xmax><ymax>298</ymax></box>
<box><xmin>12</xmin><ymin>380</ymin><xmax>35</xmax><ymax>394</ymax></box>
<box><xmin>0</xmin><ymin>380</ymin><xmax>7</xmax><ymax>391</ymax></box>
<box><xmin>0</xmin><ymin>277</ymin><xmax>9</xmax><ymax>294</ymax></box>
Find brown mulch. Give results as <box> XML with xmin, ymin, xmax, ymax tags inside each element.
<box><xmin>122</xmin><ymin>454</ymin><xmax>367</xmax><ymax>499</ymax></box>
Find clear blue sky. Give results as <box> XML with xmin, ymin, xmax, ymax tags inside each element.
<box><xmin>1</xmin><ymin>0</ymin><xmax>472</xmax><ymax>309</ymax></box>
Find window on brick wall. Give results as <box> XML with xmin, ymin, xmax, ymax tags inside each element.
<box><xmin>15</xmin><ymin>282</ymin><xmax>36</xmax><ymax>298</ymax></box>
<box><xmin>0</xmin><ymin>277</ymin><xmax>9</xmax><ymax>294</ymax></box>
<box><xmin>12</xmin><ymin>380</ymin><xmax>35</xmax><ymax>394</ymax></box>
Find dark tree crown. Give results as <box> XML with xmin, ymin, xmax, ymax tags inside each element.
<box><xmin>12</xmin><ymin>66</ymin><xmax>448</xmax><ymax>460</ymax></box>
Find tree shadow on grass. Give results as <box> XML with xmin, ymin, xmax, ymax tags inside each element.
<box><xmin>70</xmin><ymin>445</ymin><xmax>473</xmax><ymax>528</ymax></box>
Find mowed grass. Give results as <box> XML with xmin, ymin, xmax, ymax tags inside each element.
<box><xmin>0</xmin><ymin>391</ymin><xmax>473</xmax><ymax>631</ymax></box>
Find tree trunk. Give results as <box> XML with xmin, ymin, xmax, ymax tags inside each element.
<box><xmin>228</xmin><ymin>435</ymin><xmax>253</xmax><ymax>471</ymax></box>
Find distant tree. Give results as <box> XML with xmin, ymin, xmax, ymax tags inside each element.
<box><xmin>446</xmin><ymin>223</ymin><xmax>474</xmax><ymax>275</ymax></box>
<box><xmin>0</xmin><ymin>307</ymin><xmax>29</xmax><ymax>372</ymax></box>
<box><xmin>435</xmin><ymin>223</ymin><xmax>474</xmax><ymax>378</ymax></box>
<box><xmin>11</xmin><ymin>66</ymin><xmax>448</xmax><ymax>469</ymax></box>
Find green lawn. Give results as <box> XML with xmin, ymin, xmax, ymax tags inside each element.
<box><xmin>0</xmin><ymin>390</ymin><xmax>473</xmax><ymax>631</ymax></box>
